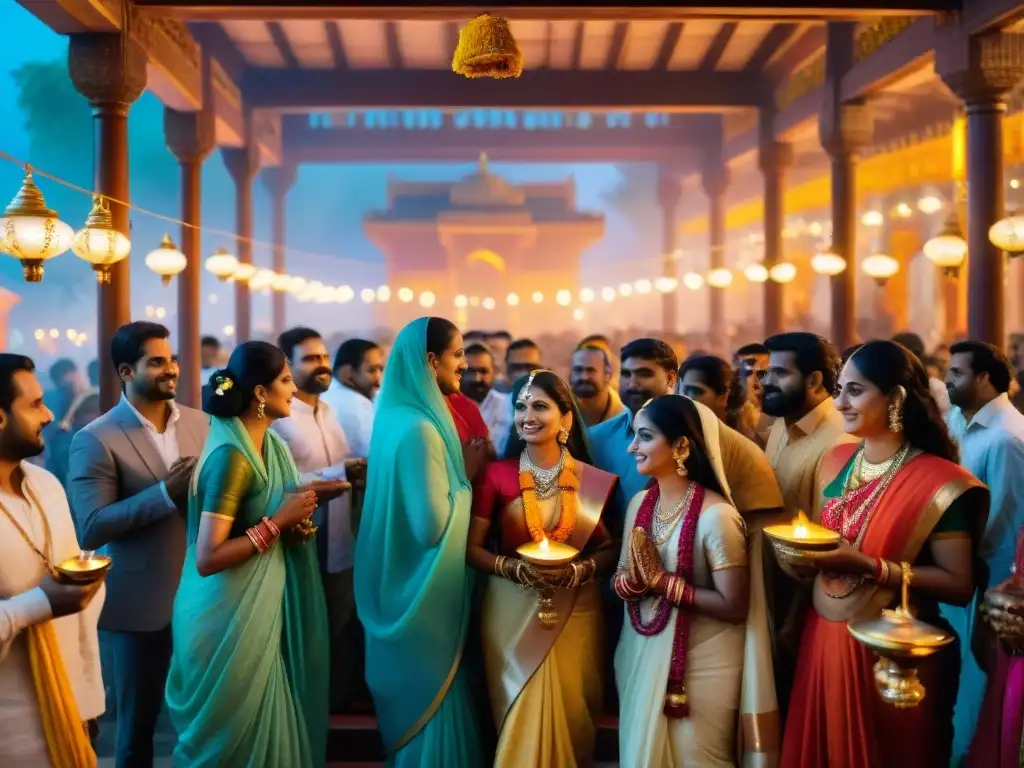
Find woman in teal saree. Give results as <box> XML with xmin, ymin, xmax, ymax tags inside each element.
<box><xmin>166</xmin><ymin>341</ymin><xmax>343</xmax><ymax>767</ymax></box>
<box><xmin>355</xmin><ymin>317</ymin><xmax>489</xmax><ymax>767</ymax></box>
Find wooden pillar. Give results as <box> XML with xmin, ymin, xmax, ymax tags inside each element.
<box><xmin>759</xmin><ymin>133</ymin><xmax>793</xmax><ymax>337</ymax></box>
<box><xmin>938</xmin><ymin>29</ymin><xmax>1024</xmax><ymax>347</ymax></box>
<box><xmin>165</xmin><ymin>107</ymin><xmax>215</xmax><ymax>408</ymax></box>
<box><xmin>702</xmin><ymin>160</ymin><xmax>730</xmax><ymax>339</ymax></box>
<box><xmin>223</xmin><ymin>140</ymin><xmax>260</xmax><ymax>343</ymax></box>
<box><xmin>261</xmin><ymin>165</ymin><xmax>297</xmax><ymax>337</ymax></box>
<box><xmin>69</xmin><ymin>33</ymin><xmax>147</xmax><ymax>413</ymax></box>
<box><xmin>657</xmin><ymin>166</ymin><xmax>680</xmax><ymax>334</ymax></box>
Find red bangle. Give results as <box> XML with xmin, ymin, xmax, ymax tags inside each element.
<box><xmin>246</xmin><ymin>526</ymin><xmax>267</xmax><ymax>553</ymax></box>
<box><xmin>682</xmin><ymin>583</ymin><xmax>695</xmax><ymax>607</ymax></box>
<box><xmin>262</xmin><ymin>516</ymin><xmax>281</xmax><ymax>538</ymax></box>
<box><xmin>257</xmin><ymin>519</ymin><xmax>279</xmax><ymax>546</ymax></box>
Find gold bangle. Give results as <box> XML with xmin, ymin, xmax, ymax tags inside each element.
<box><xmin>494</xmin><ymin>555</ymin><xmax>506</xmax><ymax>576</ymax></box>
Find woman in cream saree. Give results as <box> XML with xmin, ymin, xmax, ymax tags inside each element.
<box><xmin>469</xmin><ymin>370</ymin><xmax>618</xmax><ymax>767</ymax></box>
<box><xmin>614</xmin><ymin>395</ymin><xmax>751</xmax><ymax>768</ymax></box>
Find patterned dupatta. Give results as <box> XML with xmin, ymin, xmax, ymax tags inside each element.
<box><xmin>627</xmin><ymin>482</ymin><xmax>706</xmax><ymax>718</ymax></box>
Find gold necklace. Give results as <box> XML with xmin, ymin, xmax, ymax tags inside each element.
<box><xmin>0</xmin><ymin>480</ymin><xmax>56</xmax><ymax>575</ymax></box>
<box><xmin>852</xmin><ymin>447</ymin><xmax>901</xmax><ymax>488</ymax></box>
<box><xmin>651</xmin><ymin>484</ymin><xmax>695</xmax><ymax>546</ymax></box>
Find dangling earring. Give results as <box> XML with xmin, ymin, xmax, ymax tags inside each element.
<box><xmin>673</xmin><ymin>443</ymin><xmax>690</xmax><ymax>476</ymax></box>
<box><xmin>558</xmin><ymin>427</ymin><xmax>569</xmax><ymax>445</ymax></box>
<box><xmin>257</xmin><ymin>400</ymin><xmax>266</xmax><ymax>420</ymax></box>
<box><xmin>888</xmin><ymin>403</ymin><xmax>902</xmax><ymax>433</ymax></box>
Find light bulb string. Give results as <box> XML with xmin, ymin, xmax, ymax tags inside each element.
<box><xmin>0</xmin><ymin>146</ymin><xmax>367</xmax><ymax>268</ymax></box>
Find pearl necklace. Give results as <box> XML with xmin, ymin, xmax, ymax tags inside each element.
<box><xmin>520</xmin><ymin>448</ymin><xmax>566</xmax><ymax>500</ymax></box>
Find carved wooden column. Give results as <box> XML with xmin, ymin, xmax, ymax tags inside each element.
<box><xmin>702</xmin><ymin>163</ymin><xmax>730</xmax><ymax>338</ymax></box>
<box><xmin>759</xmin><ymin>135</ymin><xmax>793</xmax><ymax>337</ymax></box>
<box><xmin>69</xmin><ymin>33</ymin><xmax>147</xmax><ymax>412</ymax></box>
<box><xmin>938</xmin><ymin>30</ymin><xmax>1024</xmax><ymax>346</ymax></box>
<box><xmin>223</xmin><ymin>141</ymin><xmax>259</xmax><ymax>343</ymax></box>
<box><xmin>262</xmin><ymin>165</ymin><xmax>297</xmax><ymax>337</ymax></box>
<box><xmin>657</xmin><ymin>166</ymin><xmax>681</xmax><ymax>334</ymax></box>
<box><xmin>165</xmin><ymin>108</ymin><xmax>214</xmax><ymax>408</ymax></box>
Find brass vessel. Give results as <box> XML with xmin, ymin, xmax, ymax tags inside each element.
<box><xmin>848</xmin><ymin>565</ymin><xmax>953</xmax><ymax>708</ymax></box>
<box><xmin>982</xmin><ymin>580</ymin><xmax>1024</xmax><ymax>653</ymax></box>
<box><xmin>764</xmin><ymin>510</ymin><xmax>841</xmax><ymax>568</ymax></box>
<box><xmin>516</xmin><ymin>539</ymin><xmax>578</xmax><ymax>630</ymax></box>
<box><xmin>55</xmin><ymin>552</ymin><xmax>112</xmax><ymax>584</ymax></box>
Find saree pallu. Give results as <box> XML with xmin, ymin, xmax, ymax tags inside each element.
<box><xmin>781</xmin><ymin>444</ymin><xmax>982</xmax><ymax>768</ymax></box>
<box><xmin>616</xmin><ymin>611</ymin><xmax>744</xmax><ymax>768</ymax></box>
<box><xmin>483</xmin><ymin>578</ymin><xmax>604</xmax><ymax>768</ymax></box>
<box><xmin>967</xmin><ymin>644</ymin><xmax>1024</xmax><ymax>768</ymax></box>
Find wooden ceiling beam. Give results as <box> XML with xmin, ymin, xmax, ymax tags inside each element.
<box><xmin>570</xmin><ymin>21</ymin><xmax>585</xmax><ymax>69</ymax></box>
<box><xmin>653</xmin><ymin>22</ymin><xmax>684</xmax><ymax>70</ymax></box>
<box><xmin>605</xmin><ymin>21</ymin><xmax>629</xmax><ymax>69</ymax></box>
<box><xmin>131</xmin><ymin>2</ymin><xmax>958</xmax><ymax>23</ymax></box>
<box><xmin>266</xmin><ymin>21</ymin><xmax>299</xmax><ymax>68</ymax></box>
<box><xmin>384</xmin><ymin>20</ymin><xmax>404</xmax><ymax>68</ymax></box>
<box><xmin>699</xmin><ymin>22</ymin><xmax>737</xmax><ymax>70</ymax></box>
<box><xmin>240</xmin><ymin>68</ymin><xmax>769</xmax><ymax>110</ymax></box>
<box><xmin>325</xmin><ymin>21</ymin><xmax>349</xmax><ymax>69</ymax></box>
<box><xmin>745</xmin><ymin>22</ymin><xmax>799</xmax><ymax>73</ymax></box>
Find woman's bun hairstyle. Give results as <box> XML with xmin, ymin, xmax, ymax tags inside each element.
<box><xmin>202</xmin><ymin>369</ymin><xmax>246</xmax><ymax>418</ymax></box>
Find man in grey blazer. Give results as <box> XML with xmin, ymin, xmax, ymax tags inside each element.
<box><xmin>68</xmin><ymin>322</ymin><xmax>209</xmax><ymax>767</ymax></box>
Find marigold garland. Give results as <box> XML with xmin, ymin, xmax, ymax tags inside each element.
<box><xmin>520</xmin><ymin>453</ymin><xmax>578</xmax><ymax>543</ymax></box>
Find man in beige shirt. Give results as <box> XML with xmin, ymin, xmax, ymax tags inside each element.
<box><xmin>761</xmin><ymin>332</ymin><xmax>855</xmax><ymax>718</ymax></box>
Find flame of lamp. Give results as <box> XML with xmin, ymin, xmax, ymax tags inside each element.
<box><xmin>0</xmin><ymin>166</ymin><xmax>74</xmax><ymax>282</ymax></box>
<box><xmin>706</xmin><ymin>268</ymin><xmax>733</xmax><ymax>288</ymax></box>
<box><xmin>744</xmin><ymin>264</ymin><xmax>769</xmax><ymax>283</ymax></box>
<box><xmin>71</xmin><ymin>195</ymin><xmax>131</xmax><ymax>284</ymax></box>
<box><xmin>768</xmin><ymin>262</ymin><xmax>798</xmax><ymax>284</ymax></box>
<box><xmin>204</xmin><ymin>248</ymin><xmax>238</xmax><ymax>280</ymax></box>
<box><xmin>989</xmin><ymin>214</ymin><xmax>1024</xmax><ymax>255</ymax></box>
<box><xmin>683</xmin><ymin>272</ymin><xmax>705</xmax><ymax>290</ymax></box>
<box><xmin>811</xmin><ymin>251</ymin><xmax>847</xmax><ymax>276</ymax></box>
<box><xmin>862</xmin><ymin>253</ymin><xmax>900</xmax><ymax>285</ymax></box>
<box><xmin>144</xmin><ymin>233</ymin><xmax>187</xmax><ymax>287</ymax></box>
<box><xmin>923</xmin><ymin>213</ymin><xmax>968</xmax><ymax>275</ymax></box>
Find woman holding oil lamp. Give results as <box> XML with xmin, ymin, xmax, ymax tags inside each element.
<box><xmin>781</xmin><ymin>340</ymin><xmax>988</xmax><ymax>768</ymax></box>
<box><xmin>468</xmin><ymin>369</ymin><xmax>618</xmax><ymax>767</ymax></box>
<box><xmin>612</xmin><ymin>394</ymin><xmax>752</xmax><ymax>768</ymax></box>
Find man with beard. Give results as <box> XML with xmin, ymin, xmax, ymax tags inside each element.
<box><xmin>273</xmin><ymin>327</ymin><xmax>367</xmax><ymax>712</ymax></box>
<box><xmin>943</xmin><ymin>340</ymin><xmax>1024</xmax><ymax>762</ymax></box>
<box><xmin>0</xmin><ymin>354</ymin><xmax>108</xmax><ymax>764</ymax></box>
<box><xmin>463</xmin><ymin>342</ymin><xmax>511</xmax><ymax>450</ymax></box>
<box><xmin>322</xmin><ymin>338</ymin><xmax>384</xmax><ymax>458</ymax></box>
<box><xmin>68</xmin><ymin>321</ymin><xmax>209</xmax><ymax>767</ymax></box>
<box><xmin>571</xmin><ymin>343</ymin><xmax>623</xmax><ymax>426</ymax></box>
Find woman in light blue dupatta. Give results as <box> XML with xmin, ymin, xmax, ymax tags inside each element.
<box><xmin>355</xmin><ymin>317</ymin><xmax>488</xmax><ymax>767</ymax></box>
<box><xmin>166</xmin><ymin>341</ymin><xmax>339</xmax><ymax>767</ymax></box>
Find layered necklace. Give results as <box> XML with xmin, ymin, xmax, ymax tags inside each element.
<box><xmin>627</xmin><ymin>482</ymin><xmax>705</xmax><ymax>719</ymax></box>
<box><xmin>820</xmin><ymin>443</ymin><xmax>911</xmax><ymax>547</ymax></box>
<box><xmin>519</xmin><ymin>448</ymin><xmax>579</xmax><ymax>543</ymax></box>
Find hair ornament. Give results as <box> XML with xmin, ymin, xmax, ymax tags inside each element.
<box><xmin>214</xmin><ymin>375</ymin><xmax>234</xmax><ymax>396</ymax></box>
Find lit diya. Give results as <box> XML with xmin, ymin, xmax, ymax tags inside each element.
<box><xmin>516</xmin><ymin>538</ymin><xmax>579</xmax><ymax>629</ymax></box>
<box><xmin>55</xmin><ymin>550</ymin><xmax>111</xmax><ymax>584</ymax></box>
<box><xmin>764</xmin><ymin>510</ymin><xmax>841</xmax><ymax>567</ymax></box>
<box><xmin>848</xmin><ymin>565</ymin><xmax>954</xmax><ymax>708</ymax></box>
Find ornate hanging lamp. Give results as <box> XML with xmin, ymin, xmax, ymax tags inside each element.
<box><xmin>144</xmin><ymin>233</ymin><xmax>187</xmax><ymax>286</ymax></box>
<box><xmin>0</xmin><ymin>166</ymin><xmax>74</xmax><ymax>282</ymax></box>
<box><xmin>452</xmin><ymin>14</ymin><xmax>524</xmax><ymax>79</ymax></box>
<box><xmin>862</xmin><ymin>253</ymin><xmax>900</xmax><ymax>286</ymax></box>
<box><xmin>923</xmin><ymin>213</ymin><xmax>968</xmax><ymax>276</ymax></box>
<box><xmin>71</xmin><ymin>194</ymin><xmax>131</xmax><ymax>283</ymax></box>
<box><xmin>204</xmin><ymin>247</ymin><xmax>238</xmax><ymax>281</ymax></box>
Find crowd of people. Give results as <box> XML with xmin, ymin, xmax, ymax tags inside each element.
<box><xmin>0</xmin><ymin>315</ymin><xmax>1022</xmax><ymax>768</ymax></box>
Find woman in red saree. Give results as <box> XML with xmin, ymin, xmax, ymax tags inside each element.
<box><xmin>781</xmin><ymin>340</ymin><xmax>988</xmax><ymax>768</ymax></box>
<box><xmin>468</xmin><ymin>370</ymin><xmax>618</xmax><ymax>767</ymax></box>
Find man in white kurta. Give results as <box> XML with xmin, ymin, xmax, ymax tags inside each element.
<box><xmin>0</xmin><ymin>354</ymin><xmax>105</xmax><ymax>764</ymax></box>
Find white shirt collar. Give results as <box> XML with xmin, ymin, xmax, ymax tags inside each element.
<box><xmin>970</xmin><ymin>392</ymin><xmax>1012</xmax><ymax>429</ymax></box>
<box><xmin>121</xmin><ymin>393</ymin><xmax>179</xmax><ymax>432</ymax></box>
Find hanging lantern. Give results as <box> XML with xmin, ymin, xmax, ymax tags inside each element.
<box><xmin>924</xmin><ymin>213</ymin><xmax>968</xmax><ymax>275</ymax></box>
<box><xmin>654</xmin><ymin>277</ymin><xmax>678</xmax><ymax>293</ymax></box>
<box><xmin>744</xmin><ymin>264</ymin><xmax>769</xmax><ymax>283</ymax></box>
<box><xmin>204</xmin><ymin>247</ymin><xmax>238</xmax><ymax>280</ymax></box>
<box><xmin>71</xmin><ymin>194</ymin><xmax>131</xmax><ymax>284</ymax></box>
<box><xmin>989</xmin><ymin>214</ymin><xmax>1024</xmax><ymax>256</ymax></box>
<box><xmin>272</xmin><ymin>273</ymin><xmax>292</xmax><ymax>292</ymax></box>
<box><xmin>768</xmin><ymin>262</ymin><xmax>798</xmax><ymax>284</ymax></box>
<box><xmin>706</xmin><ymin>268</ymin><xmax>733</xmax><ymax>288</ymax></box>
<box><xmin>0</xmin><ymin>166</ymin><xmax>74</xmax><ymax>282</ymax></box>
<box><xmin>862</xmin><ymin>253</ymin><xmax>900</xmax><ymax>285</ymax></box>
<box><xmin>683</xmin><ymin>272</ymin><xmax>705</xmax><ymax>290</ymax></box>
<box><xmin>144</xmin><ymin>233</ymin><xmax>187</xmax><ymax>286</ymax></box>
<box><xmin>811</xmin><ymin>251</ymin><xmax>847</xmax><ymax>276</ymax></box>
<box><xmin>232</xmin><ymin>263</ymin><xmax>258</xmax><ymax>284</ymax></box>
<box><xmin>249</xmin><ymin>268</ymin><xmax>277</xmax><ymax>293</ymax></box>
<box><xmin>452</xmin><ymin>14</ymin><xmax>524</xmax><ymax>79</ymax></box>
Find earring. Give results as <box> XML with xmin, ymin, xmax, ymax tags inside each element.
<box><xmin>257</xmin><ymin>400</ymin><xmax>266</xmax><ymax>420</ymax></box>
<box><xmin>673</xmin><ymin>444</ymin><xmax>690</xmax><ymax>476</ymax></box>
<box><xmin>888</xmin><ymin>403</ymin><xmax>902</xmax><ymax>433</ymax></box>
<box><xmin>558</xmin><ymin>428</ymin><xmax>569</xmax><ymax>445</ymax></box>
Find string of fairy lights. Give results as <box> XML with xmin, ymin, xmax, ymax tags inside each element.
<box><xmin>2</xmin><ymin>148</ymin><xmax>1024</xmax><ymax>324</ymax></box>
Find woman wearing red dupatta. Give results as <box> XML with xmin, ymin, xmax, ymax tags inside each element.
<box><xmin>781</xmin><ymin>341</ymin><xmax>988</xmax><ymax>768</ymax></box>
<box><xmin>467</xmin><ymin>370</ymin><xmax>618</xmax><ymax>768</ymax></box>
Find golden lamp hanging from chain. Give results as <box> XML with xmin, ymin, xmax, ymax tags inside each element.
<box><xmin>145</xmin><ymin>233</ymin><xmax>187</xmax><ymax>286</ymax></box>
<box><xmin>71</xmin><ymin>194</ymin><xmax>132</xmax><ymax>284</ymax></box>
<box><xmin>0</xmin><ymin>166</ymin><xmax>74</xmax><ymax>283</ymax></box>
<box><xmin>452</xmin><ymin>14</ymin><xmax>524</xmax><ymax>79</ymax></box>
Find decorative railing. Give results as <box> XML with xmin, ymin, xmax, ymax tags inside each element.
<box><xmin>307</xmin><ymin>110</ymin><xmax>674</xmax><ymax>131</ymax></box>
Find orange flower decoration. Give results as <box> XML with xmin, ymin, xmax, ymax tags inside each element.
<box><xmin>520</xmin><ymin>453</ymin><xmax>579</xmax><ymax>543</ymax></box>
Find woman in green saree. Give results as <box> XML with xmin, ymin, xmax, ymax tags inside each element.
<box><xmin>355</xmin><ymin>317</ymin><xmax>489</xmax><ymax>767</ymax></box>
<box><xmin>166</xmin><ymin>341</ymin><xmax>345</xmax><ymax>767</ymax></box>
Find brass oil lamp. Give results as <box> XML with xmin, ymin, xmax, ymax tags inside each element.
<box><xmin>981</xmin><ymin>539</ymin><xmax>1024</xmax><ymax>653</ymax></box>
<box><xmin>764</xmin><ymin>510</ymin><xmax>841</xmax><ymax>568</ymax></box>
<box><xmin>516</xmin><ymin>537</ymin><xmax>578</xmax><ymax>629</ymax></box>
<box><xmin>848</xmin><ymin>566</ymin><xmax>954</xmax><ymax>708</ymax></box>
